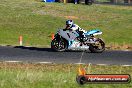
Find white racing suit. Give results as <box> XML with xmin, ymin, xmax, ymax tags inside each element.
<box><xmin>66</xmin><ymin>24</ymin><xmax>87</xmax><ymax>42</ymax></box>
<box><xmin>69</xmin><ymin>24</ymin><xmax>86</xmax><ymax>33</ymax></box>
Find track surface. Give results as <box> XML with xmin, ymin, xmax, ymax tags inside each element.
<box><xmin>0</xmin><ymin>46</ymin><xmax>132</xmax><ymax>65</ymax></box>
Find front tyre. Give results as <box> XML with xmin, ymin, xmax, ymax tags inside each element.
<box><xmin>89</xmin><ymin>38</ymin><xmax>105</xmax><ymax>53</ymax></box>
<box><xmin>51</xmin><ymin>38</ymin><xmax>67</xmax><ymax>52</ymax></box>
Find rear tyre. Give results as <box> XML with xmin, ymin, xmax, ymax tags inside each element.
<box><xmin>89</xmin><ymin>38</ymin><xmax>105</xmax><ymax>53</ymax></box>
<box><xmin>51</xmin><ymin>38</ymin><xmax>67</xmax><ymax>52</ymax></box>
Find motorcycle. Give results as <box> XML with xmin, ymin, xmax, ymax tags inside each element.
<box><xmin>51</xmin><ymin>29</ymin><xmax>105</xmax><ymax>53</ymax></box>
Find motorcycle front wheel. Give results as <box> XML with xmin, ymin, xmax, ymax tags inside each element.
<box><xmin>51</xmin><ymin>38</ymin><xmax>67</xmax><ymax>52</ymax></box>
<box><xmin>89</xmin><ymin>38</ymin><xmax>105</xmax><ymax>53</ymax></box>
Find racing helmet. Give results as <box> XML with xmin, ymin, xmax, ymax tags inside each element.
<box><xmin>66</xmin><ymin>20</ymin><xmax>73</xmax><ymax>27</ymax></box>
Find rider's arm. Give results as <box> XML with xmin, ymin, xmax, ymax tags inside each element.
<box><xmin>75</xmin><ymin>24</ymin><xmax>86</xmax><ymax>33</ymax></box>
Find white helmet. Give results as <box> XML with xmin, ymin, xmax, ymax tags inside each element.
<box><xmin>66</xmin><ymin>20</ymin><xmax>73</xmax><ymax>27</ymax></box>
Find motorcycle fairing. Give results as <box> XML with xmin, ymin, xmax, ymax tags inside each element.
<box><xmin>58</xmin><ymin>30</ymin><xmax>79</xmax><ymax>41</ymax></box>
<box><xmin>57</xmin><ymin>29</ymin><xmax>102</xmax><ymax>50</ymax></box>
<box><xmin>84</xmin><ymin>29</ymin><xmax>102</xmax><ymax>36</ymax></box>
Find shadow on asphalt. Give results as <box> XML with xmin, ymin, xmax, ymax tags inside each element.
<box><xmin>14</xmin><ymin>46</ymin><xmax>90</xmax><ymax>52</ymax></box>
<box><xmin>14</xmin><ymin>46</ymin><xmax>54</xmax><ymax>52</ymax></box>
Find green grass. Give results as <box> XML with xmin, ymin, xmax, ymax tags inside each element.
<box><xmin>0</xmin><ymin>63</ymin><xmax>132</xmax><ymax>88</ymax></box>
<box><xmin>0</xmin><ymin>0</ymin><xmax>132</xmax><ymax>47</ymax></box>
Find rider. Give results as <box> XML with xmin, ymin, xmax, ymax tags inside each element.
<box><xmin>65</xmin><ymin>20</ymin><xmax>87</xmax><ymax>42</ymax></box>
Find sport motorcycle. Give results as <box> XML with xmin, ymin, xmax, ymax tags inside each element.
<box><xmin>51</xmin><ymin>29</ymin><xmax>105</xmax><ymax>53</ymax></box>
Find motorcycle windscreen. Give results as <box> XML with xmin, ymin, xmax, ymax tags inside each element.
<box><xmin>58</xmin><ymin>30</ymin><xmax>79</xmax><ymax>41</ymax></box>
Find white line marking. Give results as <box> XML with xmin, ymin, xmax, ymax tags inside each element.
<box><xmin>36</xmin><ymin>62</ymin><xmax>52</xmax><ymax>64</ymax></box>
<box><xmin>5</xmin><ymin>61</ymin><xmax>22</xmax><ymax>63</ymax></box>
<box><xmin>0</xmin><ymin>45</ymin><xmax>7</xmax><ymax>46</ymax></box>
<box><xmin>122</xmin><ymin>50</ymin><xmax>131</xmax><ymax>51</ymax></box>
<box><xmin>24</xmin><ymin>46</ymin><xmax>32</xmax><ymax>47</ymax></box>
<box><xmin>1</xmin><ymin>61</ymin><xmax>132</xmax><ymax>66</ymax></box>
<box><xmin>74</xmin><ymin>63</ymin><xmax>85</xmax><ymax>65</ymax></box>
<box><xmin>122</xmin><ymin>65</ymin><xmax>132</xmax><ymax>66</ymax></box>
<box><xmin>97</xmin><ymin>64</ymin><xmax>107</xmax><ymax>66</ymax></box>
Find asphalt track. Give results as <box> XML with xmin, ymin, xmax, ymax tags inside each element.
<box><xmin>0</xmin><ymin>46</ymin><xmax>132</xmax><ymax>65</ymax></box>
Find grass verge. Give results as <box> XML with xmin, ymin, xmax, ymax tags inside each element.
<box><xmin>0</xmin><ymin>0</ymin><xmax>132</xmax><ymax>49</ymax></box>
<box><xmin>0</xmin><ymin>62</ymin><xmax>132</xmax><ymax>88</ymax></box>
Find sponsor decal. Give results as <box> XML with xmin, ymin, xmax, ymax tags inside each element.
<box><xmin>76</xmin><ymin>74</ymin><xmax>131</xmax><ymax>85</ymax></box>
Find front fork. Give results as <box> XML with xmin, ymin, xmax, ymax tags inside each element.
<box><xmin>89</xmin><ymin>37</ymin><xmax>101</xmax><ymax>46</ymax></box>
